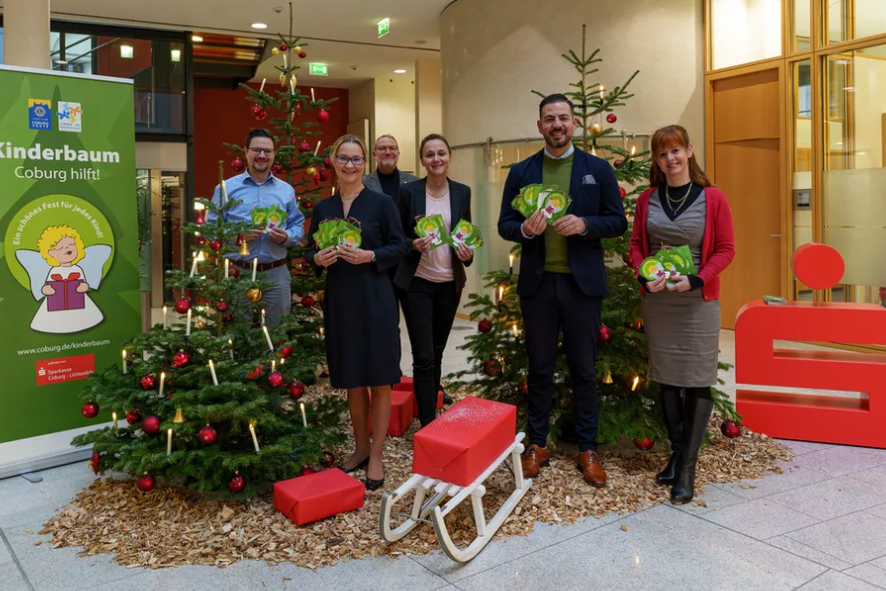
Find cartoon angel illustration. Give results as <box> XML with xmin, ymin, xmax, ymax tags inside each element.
<box><xmin>16</xmin><ymin>225</ymin><xmax>110</xmax><ymax>334</ymax></box>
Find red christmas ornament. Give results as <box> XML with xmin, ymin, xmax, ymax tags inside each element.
<box><xmin>614</xmin><ymin>159</ymin><xmax>624</xmax><ymax>168</ymax></box>
<box><xmin>140</xmin><ymin>375</ymin><xmax>157</xmax><ymax>390</ymax></box>
<box><xmin>606</xmin><ymin>112</ymin><xmax>618</xmax><ymax>124</ymax></box>
<box><xmin>231</xmin><ymin>158</ymin><xmax>245</xmax><ymax>172</ymax></box>
<box><xmin>198</xmin><ymin>425</ymin><xmax>218</xmax><ymax>445</ymax></box>
<box><xmin>299</xmin><ymin>141</ymin><xmax>311</xmax><ymax>152</ymax></box>
<box><xmin>321</xmin><ymin>452</ymin><xmax>335</xmax><ymax>468</ymax></box>
<box><xmin>125</xmin><ymin>409</ymin><xmax>141</xmax><ymax>424</ymax></box>
<box><xmin>142</xmin><ymin>415</ymin><xmax>161</xmax><ymax>436</ymax></box>
<box><xmin>250</xmin><ymin>104</ymin><xmax>263</xmax><ymax>117</ymax></box>
<box><xmin>324</xmin><ymin>157</ymin><xmax>333</xmax><ymax>169</ymax></box>
<box><xmin>300</xmin><ymin>467</ymin><xmax>316</xmax><ymax>476</ymax></box>
<box><xmin>298</xmin><ymin>51</ymin><xmax>307</xmax><ymax>59</ymax></box>
<box><xmin>317</xmin><ymin>110</ymin><xmax>329</xmax><ymax>123</ymax></box>
<box><xmin>136</xmin><ymin>473</ymin><xmax>156</xmax><ymax>492</ymax></box>
<box><xmin>228</xmin><ymin>473</ymin><xmax>245</xmax><ymax>493</ymax></box>
<box><xmin>174</xmin><ymin>298</ymin><xmax>191</xmax><ymax>314</ymax></box>
<box><xmin>622</xmin><ymin>252</ymin><xmax>633</xmax><ymax>266</ymax></box>
<box><xmin>319</xmin><ymin>169</ymin><xmax>330</xmax><ymax>182</ymax></box>
<box><xmin>277</xmin><ymin>344</ymin><xmax>293</xmax><ymax>359</ymax></box>
<box><xmin>599</xmin><ymin>325</ymin><xmax>612</xmax><ymax>342</ymax></box>
<box><xmin>194</xmin><ymin>209</ymin><xmax>206</xmax><ymax>225</ymax></box>
<box><xmin>278</xmin><ymin>43</ymin><xmax>288</xmax><ymax>51</ymax></box>
<box><xmin>272</xmin><ymin>163</ymin><xmax>283</xmax><ymax>175</ymax></box>
<box><xmin>89</xmin><ymin>451</ymin><xmax>100</xmax><ymax>475</ymax></box>
<box><xmin>720</xmin><ymin>420</ymin><xmax>742</xmax><ymax>439</ymax></box>
<box><xmin>235</xmin><ymin>234</ymin><xmax>243</xmax><ymax>246</ymax></box>
<box><xmin>229</xmin><ymin>264</ymin><xmax>240</xmax><ymax>278</ymax></box>
<box><xmin>627</xmin><ymin>318</ymin><xmax>643</xmax><ymax>331</ymax></box>
<box><xmin>478</xmin><ymin>319</ymin><xmax>492</xmax><ymax>333</ymax></box>
<box><xmin>223</xmin><ymin>313</ymin><xmax>235</xmax><ymax>324</ymax></box>
<box><xmin>288</xmin><ymin>381</ymin><xmax>306</xmax><ymax>399</ymax></box>
<box><xmin>484</xmin><ymin>359</ymin><xmax>502</xmax><ymax>377</ymax></box>
<box><xmin>246</xmin><ymin>365</ymin><xmax>264</xmax><ymax>380</ymax></box>
<box><xmin>301</xmin><ymin>295</ymin><xmax>315</xmax><ymax>308</ymax></box>
<box><xmin>519</xmin><ymin>379</ymin><xmax>529</xmax><ymax>396</ymax></box>
<box><xmin>172</xmin><ymin>350</ymin><xmax>191</xmax><ymax>368</ymax></box>
<box><xmin>216</xmin><ymin>300</ymin><xmax>229</xmax><ymax>313</ymax></box>
<box><xmin>301</xmin><ymin>199</ymin><xmax>314</xmax><ymax>210</ymax></box>
<box><xmin>209</xmin><ymin>239</ymin><xmax>222</xmax><ymax>252</ymax></box>
<box><xmin>633</xmin><ymin>436</ymin><xmax>654</xmax><ymax>451</ymax></box>
<box><xmin>619</xmin><ymin>186</ymin><xmax>627</xmax><ymax>198</ymax></box>
<box><xmin>81</xmin><ymin>401</ymin><xmax>99</xmax><ymax>418</ymax></box>
<box><xmin>268</xmin><ymin>371</ymin><xmax>285</xmax><ymax>388</ymax></box>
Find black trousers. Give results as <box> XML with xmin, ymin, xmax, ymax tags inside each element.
<box><xmin>521</xmin><ymin>272</ymin><xmax>603</xmax><ymax>452</ymax></box>
<box><xmin>401</xmin><ymin>277</ymin><xmax>462</xmax><ymax>427</ymax></box>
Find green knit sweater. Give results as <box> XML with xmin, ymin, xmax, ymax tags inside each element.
<box><xmin>542</xmin><ymin>153</ymin><xmax>573</xmax><ymax>273</ymax></box>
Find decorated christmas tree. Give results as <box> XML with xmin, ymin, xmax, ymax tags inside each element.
<box><xmin>73</xmin><ymin>5</ymin><xmax>346</xmax><ymax>495</ymax></box>
<box><xmin>450</xmin><ymin>26</ymin><xmax>737</xmax><ymax>447</ymax></box>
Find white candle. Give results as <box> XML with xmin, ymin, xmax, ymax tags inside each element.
<box><xmin>112</xmin><ymin>411</ymin><xmax>118</xmax><ymax>429</ymax></box>
<box><xmin>249</xmin><ymin>423</ymin><xmax>260</xmax><ymax>452</ymax></box>
<box><xmin>259</xmin><ymin>78</ymin><xmax>266</xmax><ymax>93</ymax></box>
<box><xmin>314</xmin><ymin>140</ymin><xmax>322</xmax><ymax>156</ymax></box>
<box><xmin>162</xmin><ymin>305</ymin><xmax>168</xmax><ymax>328</ymax></box>
<box><xmin>311</xmin><ymin>88</ymin><xmax>315</xmax><ymax>103</ymax></box>
<box><xmin>159</xmin><ymin>372</ymin><xmax>166</xmax><ymax>398</ymax></box>
<box><xmin>262</xmin><ymin>326</ymin><xmax>274</xmax><ymax>351</ymax></box>
<box><xmin>220</xmin><ymin>179</ymin><xmax>228</xmax><ymax>206</ymax></box>
<box><xmin>261</xmin><ymin>309</ymin><xmax>266</xmax><ymax>327</ymax></box>
<box><xmin>167</xmin><ymin>428</ymin><xmax>173</xmax><ymax>454</ymax></box>
<box><xmin>508</xmin><ymin>254</ymin><xmax>514</xmax><ymax>274</ymax></box>
<box><xmin>209</xmin><ymin>359</ymin><xmax>218</xmax><ymax>386</ymax></box>
<box><xmin>599</xmin><ymin>85</ymin><xmax>605</xmax><ymax>99</ymax></box>
<box><xmin>224</xmin><ymin>258</ymin><xmax>230</xmax><ymax>279</ymax></box>
<box><xmin>271</xmin><ymin>359</ymin><xmax>276</xmax><ymax>372</ymax></box>
<box><xmin>189</xmin><ymin>257</ymin><xmax>198</xmax><ymax>278</ymax></box>
<box><xmin>319</xmin><ymin>326</ymin><xmax>325</xmax><ymax>338</ymax></box>
<box><xmin>300</xmin><ymin>403</ymin><xmax>307</xmax><ymax>428</ymax></box>
<box><xmin>290</xmin><ymin>77</ymin><xmax>295</xmax><ymax>95</ymax></box>
<box><xmin>251</xmin><ymin>258</ymin><xmax>258</xmax><ymax>282</ymax></box>
<box><xmin>283</xmin><ymin>53</ymin><xmax>288</xmax><ymax>69</ymax></box>
<box><xmin>280</xmin><ymin>357</ymin><xmax>285</xmax><ymax>366</ymax></box>
<box><xmin>122</xmin><ymin>350</ymin><xmax>128</xmax><ymax>374</ymax></box>
<box><xmin>186</xmin><ymin>309</ymin><xmax>192</xmax><ymax>336</ymax></box>
<box><xmin>228</xmin><ymin>338</ymin><xmax>234</xmax><ymax>359</ymax></box>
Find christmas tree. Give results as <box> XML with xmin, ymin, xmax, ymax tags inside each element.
<box><xmin>73</xmin><ymin>5</ymin><xmax>346</xmax><ymax>495</ymax></box>
<box><xmin>449</xmin><ymin>26</ymin><xmax>737</xmax><ymax>447</ymax></box>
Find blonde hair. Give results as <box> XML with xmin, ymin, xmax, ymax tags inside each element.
<box><xmin>37</xmin><ymin>225</ymin><xmax>86</xmax><ymax>266</ymax></box>
<box><xmin>330</xmin><ymin>135</ymin><xmax>369</xmax><ymax>189</ymax></box>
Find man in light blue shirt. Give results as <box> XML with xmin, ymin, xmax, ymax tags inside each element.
<box><xmin>208</xmin><ymin>129</ymin><xmax>305</xmax><ymax>328</ymax></box>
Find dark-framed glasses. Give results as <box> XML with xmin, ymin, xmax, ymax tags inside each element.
<box><xmin>336</xmin><ymin>155</ymin><xmax>365</xmax><ymax>166</ymax></box>
<box><xmin>249</xmin><ymin>147</ymin><xmax>275</xmax><ymax>156</ymax></box>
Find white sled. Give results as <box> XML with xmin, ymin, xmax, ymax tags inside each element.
<box><xmin>379</xmin><ymin>433</ymin><xmax>532</xmax><ymax>562</ymax></box>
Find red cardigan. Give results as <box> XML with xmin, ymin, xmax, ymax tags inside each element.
<box><xmin>628</xmin><ymin>186</ymin><xmax>735</xmax><ymax>301</ymax></box>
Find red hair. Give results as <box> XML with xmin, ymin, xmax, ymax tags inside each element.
<box><xmin>649</xmin><ymin>125</ymin><xmax>712</xmax><ymax>188</ymax></box>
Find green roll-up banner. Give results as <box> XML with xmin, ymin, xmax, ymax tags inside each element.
<box><xmin>0</xmin><ymin>66</ymin><xmax>139</xmax><ymax>456</ymax></box>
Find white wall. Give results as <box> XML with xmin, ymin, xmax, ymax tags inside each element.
<box><xmin>348</xmin><ymin>78</ymin><xmax>376</xmax><ymax>150</ymax></box>
<box><xmin>416</xmin><ymin>57</ymin><xmax>443</xmax><ymax>172</ymax></box>
<box><xmin>710</xmin><ymin>0</ymin><xmax>781</xmax><ymax>70</ymax></box>
<box><xmin>374</xmin><ymin>76</ymin><xmax>417</xmax><ymax>174</ymax></box>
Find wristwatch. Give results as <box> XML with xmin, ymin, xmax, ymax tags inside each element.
<box><xmin>370</xmin><ymin>251</ymin><xmax>377</xmax><ymax>263</ymax></box>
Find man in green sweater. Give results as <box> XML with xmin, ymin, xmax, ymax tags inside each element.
<box><xmin>498</xmin><ymin>94</ymin><xmax>628</xmax><ymax>487</ymax></box>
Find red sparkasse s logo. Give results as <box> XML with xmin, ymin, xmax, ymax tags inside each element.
<box><xmin>36</xmin><ymin>353</ymin><xmax>95</xmax><ymax>386</ymax></box>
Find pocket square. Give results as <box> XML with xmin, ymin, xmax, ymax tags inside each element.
<box><xmin>582</xmin><ymin>174</ymin><xmax>597</xmax><ymax>185</ymax></box>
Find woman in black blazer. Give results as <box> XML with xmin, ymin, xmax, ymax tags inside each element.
<box><xmin>394</xmin><ymin>134</ymin><xmax>473</xmax><ymax>427</ymax></box>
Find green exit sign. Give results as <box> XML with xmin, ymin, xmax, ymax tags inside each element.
<box><xmin>378</xmin><ymin>18</ymin><xmax>390</xmax><ymax>38</ymax></box>
<box><xmin>309</xmin><ymin>63</ymin><xmax>328</xmax><ymax>76</ymax></box>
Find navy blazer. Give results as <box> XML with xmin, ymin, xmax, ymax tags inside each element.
<box><xmin>497</xmin><ymin>148</ymin><xmax>627</xmax><ymax>298</ymax></box>
<box><xmin>393</xmin><ymin>177</ymin><xmax>473</xmax><ymax>292</ymax></box>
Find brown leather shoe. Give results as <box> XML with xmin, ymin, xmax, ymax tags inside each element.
<box><xmin>575</xmin><ymin>450</ymin><xmax>607</xmax><ymax>488</ymax></box>
<box><xmin>521</xmin><ymin>444</ymin><xmax>551</xmax><ymax>478</ymax></box>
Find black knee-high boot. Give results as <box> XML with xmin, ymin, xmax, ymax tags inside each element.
<box><xmin>656</xmin><ymin>386</ymin><xmax>684</xmax><ymax>485</ymax></box>
<box><xmin>670</xmin><ymin>392</ymin><xmax>714</xmax><ymax>504</ymax></box>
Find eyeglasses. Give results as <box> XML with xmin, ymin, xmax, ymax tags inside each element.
<box><xmin>248</xmin><ymin>148</ymin><xmax>275</xmax><ymax>156</ymax></box>
<box><xmin>335</xmin><ymin>155</ymin><xmax>365</xmax><ymax>166</ymax></box>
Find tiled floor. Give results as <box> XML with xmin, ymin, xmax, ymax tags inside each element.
<box><xmin>3</xmin><ymin>322</ymin><xmax>886</xmax><ymax>590</ymax></box>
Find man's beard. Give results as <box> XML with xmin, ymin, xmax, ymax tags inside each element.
<box><xmin>545</xmin><ymin>131</ymin><xmax>571</xmax><ymax>148</ymax></box>
<box><xmin>251</xmin><ymin>162</ymin><xmax>269</xmax><ymax>172</ymax></box>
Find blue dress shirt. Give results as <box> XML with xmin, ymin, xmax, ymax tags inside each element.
<box><xmin>208</xmin><ymin>171</ymin><xmax>305</xmax><ymax>264</ymax></box>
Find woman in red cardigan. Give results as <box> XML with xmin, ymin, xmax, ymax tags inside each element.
<box><xmin>628</xmin><ymin>125</ymin><xmax>735</xmax><ymax>504</ymax></box>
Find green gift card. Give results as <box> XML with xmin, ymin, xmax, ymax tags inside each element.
<box><xmin>639</xmin><ymin>245</ymin><xmax>697</xmax><ymax>283</ymax></box>
<box><xmin>414</xmin><ymin>214</ymin><xmax>450</xmax><ymax>250</ymax></box>
<box><xmin>265</xmin><ymin>204</ymin><xmax>286</xmax><ymax>230</ymax></box>
<box><xmin>450</xmin><ymin>219</ymin><xmax>483</xmax><ymax>250</ymax></box>
<box><xmin>251</xmin><ymin>207</ymin><xmax>268</xmax><ymax>226</ymax></box>
<box><xmin>338</xmin><ymin>228</ymin><xmax>362</xmax><ymax>248</ymax></box>
<box><xmin>512</xmin><ymin>184</ymin><xmax>571</xmax><ymax>224</ymax></box>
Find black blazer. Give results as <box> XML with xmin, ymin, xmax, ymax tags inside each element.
<box><xmin>393</xmin><ymin>177</ymin><xmax>473</xmax><ymax>292</ymax></box>
<box><xmin>497</xmin><ymin>148</ymin><xmax>627</xmax><ymax>298</ymax></box>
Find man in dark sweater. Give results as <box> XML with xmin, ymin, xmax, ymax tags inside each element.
<box><xmin>362</xmin><ymin>134</ymin><xmax>419</xmax><ymax>198</ymax></box>
<box><xmin>498</xmin><ymin>94</ymin><xmax>627</xmax><ymax>487</ymax></box>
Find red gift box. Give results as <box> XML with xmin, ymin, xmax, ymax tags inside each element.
<box><xmin>273</xmin><ymin>468</ymin><xmax>365</xmax><ymax>526</ymax></box>
<box><xmin>369</xmin><ymin>388</ymin><xmax>415</xmax><ymax>437</ymax></box>
<box><xmin>46</xmin><ymin>274</ymin><xmax>86</xmax><ymax>311</ymax></box>
<box><xmin>412</xmin><ymin>396</ymin><xmax>516</xmax><ymax>486</ymax></box>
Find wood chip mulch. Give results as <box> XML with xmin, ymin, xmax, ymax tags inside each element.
<box><xmin>40</xmin><ymin>389</ymin><xmax>792</xmax><ymax>571</ymax></box>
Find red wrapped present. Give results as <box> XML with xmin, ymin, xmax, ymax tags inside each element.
<box><xmin>393</xmin><ymin>376</ymin><xmax>413</xmax><ymax>392</ymax></box>
<box><xmin>273</xmin><ymin>468</ymin><xmax>365</xmax><ymax>526</ymax></box>
<box><xmin>369</xmin><ymin>388</ymin><xmax>415</xmax><ymax>437</ymax></box>
<box><xmin>412</xmin><ymin>396</ymin><xmax>516</xmax><ymax>486</ymax></box>
<box><xmin>46</xmin><ymin>274</ymin><xmax>86</xmax><ymax>311</ymax></box>
<box><xmin>412</xmin><ymin>390</ymin><xmax>444</xmax><ymax>418</ymax></box>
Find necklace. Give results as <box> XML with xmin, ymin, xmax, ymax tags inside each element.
<box><xmin>665</xmin><ymin>183</ymin><xmax>692</xmax><ymax>214</ymax></box>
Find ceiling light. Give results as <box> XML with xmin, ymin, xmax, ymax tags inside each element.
<box><xmin>120</xmin><ymin>45</ymin><xmax>134</xmax><ymax>59</ymax></box>
<box><xmin>835</xmin><ymin>59</ymin><xmax>850</xmax><ymax>65</ymax></box>
<box><xmin>843</xmin><ymin>86</ymin><xmax>855</xmax><ymax>92</ymax></box>
<box><xmin>171</xmin><ymin>49</ymin><xmax>182</xmax><ymax>62</ymax></box>
<box><xmin>251</xmin><ymin>23</ymin><xmax>268</xmax><ymax>29</ymax></box>
<box><xmin>54</xmin><ymin>59</ymin><xmax>68</xmax><ymax>65</ymax></box>
<box><xmin>192</xmin><ymin>35</ymin><xmax>203</xmax><ymax>42</ymax></box>
<box><xmin>394</xmin><ymin>69</ymin><xmax>407</xmax><ymax>74</ymax></box>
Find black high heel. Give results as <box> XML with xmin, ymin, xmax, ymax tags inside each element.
<box><xmin>340</xmin><ymin>456</ymin><xmax>369</xmax><ymax>474</ymax></box>
<box><xmin>365</xmin><ymin>474</ymin><xmax>385</xmax><ymax>491</ymax></box>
